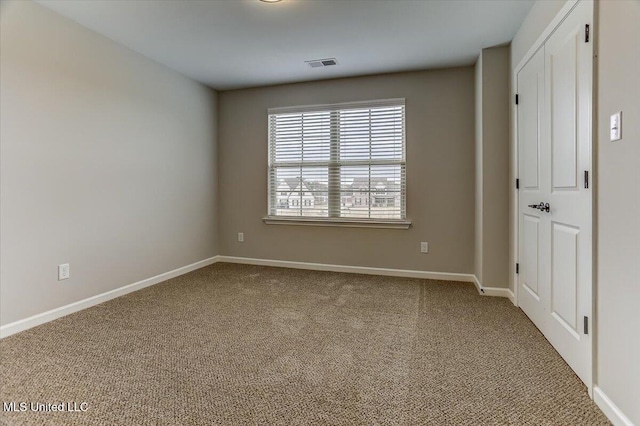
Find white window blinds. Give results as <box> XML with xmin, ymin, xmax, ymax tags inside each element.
<box><xmin>268</xmin><ymin>99</ymin><xmax>406</xmax><ymax>221</ymax></box>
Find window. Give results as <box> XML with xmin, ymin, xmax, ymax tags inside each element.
<box><xmin>267</xmin><ymin>99</ymin><xmax>406</xmax><ymax>223</ymax></box>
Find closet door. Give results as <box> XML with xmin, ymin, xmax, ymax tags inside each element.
<box><xmin>517</xmin><ymin>47</ymin><xmax>547</xmax><ymax>334</ymax></box>
<box><xmin>543</xmin><ymin>0</ymin><xmax>593</xmax><ymax>387</ymax></box>
<box><xmin>517</xmin><ymin>0</ymin><xmax>593</xmax><ymax>388</ymax></box>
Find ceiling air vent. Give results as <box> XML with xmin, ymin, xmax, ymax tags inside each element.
<box><xmin>306</xmin><ymin>58</ymin><xmax>338</xmax><ymax>68</ymax></box>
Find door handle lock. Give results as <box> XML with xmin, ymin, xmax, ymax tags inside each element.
<box><xmin>528</xmin><ymin>202</ymin><xmax>550</xmax><ymax>213</ymax></box>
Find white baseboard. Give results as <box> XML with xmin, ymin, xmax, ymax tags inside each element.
<box><xmin>0</xmin><ymin>256</ymin><xmax>220</xmax><ymax>339</ymax></box>
<box><xmin>217</xmin><ymin>255</ymin><xmax>475</xmax><ymax>283</ymax></box>
<box><xmin>219</xmin><ymin>258</ymin><xmax>513</xmax><ymax>303</ymax></box>
<box><xmin>473</xmin><ymin>275</ymin><xmax>516</xmax><ymax>304</ymax></box>
<box><xmin>483</xmin><ymin>287</ymin><xmax>516</xmax><ymax>304</ymax></box>
<box><xmin>594</xmin><ymin>386</ymin><xmax>635</xmax><ymax>426</ymax></box>
<box><xmin>1</xmin><ymin>256</ymin><xmax>517</xmax><ymax>339</ymax></box>
<box><xmin>473</xmin><ymin>275</ymin><xmax>484</xmax><ymax>294</ymax></box>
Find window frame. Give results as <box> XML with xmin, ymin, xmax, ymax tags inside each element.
<box><xmin>264</xmin><ymin>99</ymin><xmax>410</xmax><ymax>229</ymax></box>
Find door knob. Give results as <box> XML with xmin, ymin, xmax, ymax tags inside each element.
<box><xmin>528</xmin><ymin>202</ymin><xmax>550</xmax><ymax>213</ymax></box>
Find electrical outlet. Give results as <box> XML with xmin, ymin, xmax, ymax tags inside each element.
<box><xmin>58</xmin><ymin>263</ymin><xmax>70</xmax><ymax>280</ymax></box>
<box><xmin>238</xmin><ymin>232</ymin><xmax>244</xmax><ymax>242</ymax></box>
<box><xmin>421</xmin><ymin>242</ymin><xmax>428</xmax><ymax>253</ymax></box>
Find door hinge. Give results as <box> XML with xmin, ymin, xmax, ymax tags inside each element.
<box><xmin>516</xmin><ymin>263</ymin><xmax>519</xmax><ymax>274</ymax></box>
<box><xmin>584</xmin><ymin>316</ymin><xmax>589</xmax><ymax>334</ymax></box>
<box><xmin>515</xmin><ymin>94</ymin><xmax>519</xmax><ymax>105</ymax></box>
<box><xmin>585</xmin><ymin>24</ymin><xmax>590</xmax><ymax>43</ymax></box>
<box><xmin>516</xmin><ymin>178</ymin><xmax>520</xmax><ymax>189</ymax></box>
<box><xmin>584</xmin><ymin>171</ymin><xmax>589</xmax><ymax>189</ymax></box>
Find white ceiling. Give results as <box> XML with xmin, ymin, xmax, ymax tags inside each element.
<box><xmin>37</xmin><ymin>0</ymin><xmax>533</xmax><ymax>90</ymax></box>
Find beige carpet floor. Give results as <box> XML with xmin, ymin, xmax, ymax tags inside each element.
<box><xmin>1</xmin><ymin>263</ymin><xmax>608</xmax><ymax>425</ymax></box>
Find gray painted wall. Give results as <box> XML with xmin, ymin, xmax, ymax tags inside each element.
<box><xmin>476</xmin><ymin>46</ymin><xmax>510</xmax><ymax>289</ymax></box>
<box><xmin>0</xmin><ymin>0</ymin><xmax>219</xmax><ymax>326</ymax></box>
<box><xmin>219</xmin><ymin>69</ymin><xmax>475</xmax><ymax>274</ymax></box>
<box><xmin>596</xmin><ymin>0</ymin><xmax>640</xmax><ymax>423</ymax></box>
<box><xmin>474</xmin><ymin>54</ymin><xmax>484</xmax><ymax>284</ymax></box>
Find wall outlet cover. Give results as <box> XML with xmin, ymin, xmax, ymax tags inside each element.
<box><xmin>58</xmin><ymin>263</ymin><xmax>70</xmax><ymax>280</ymax></box>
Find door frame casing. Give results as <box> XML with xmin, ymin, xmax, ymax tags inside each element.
<box><xmin>510</xmin><ymin>0</ymin><xmax>595</xmax><ymax>396</ymax></box>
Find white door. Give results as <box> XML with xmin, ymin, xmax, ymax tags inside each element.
<box><xmin>517</xmin><ymin>47</ymin><xmax>546</xmax><ymax>332</ymax></box>
<box><xmin>517</xmin><ymin>0</ymin><xmax>593</xmax><ymax>388</ymax></box>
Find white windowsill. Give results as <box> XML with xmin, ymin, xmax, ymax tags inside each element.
<box><xmin>262</xmin><ymin>217</ymin><xmax>411</xmax><ymax>229</ymax></box>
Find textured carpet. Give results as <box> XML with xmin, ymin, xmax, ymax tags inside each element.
<box><xmin>0</xmin><ymin>263</ymin><xmax>608</xmax><ymax>425</ymax></box>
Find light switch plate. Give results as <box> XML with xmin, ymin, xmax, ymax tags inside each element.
<box><xmin>610</xmin><ymin>111</ymin><xmax>622</xmax><ymax>141</ymax></box>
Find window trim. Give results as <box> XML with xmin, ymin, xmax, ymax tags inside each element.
<box><xmin>263</xmin><ymin>216</ymin><xmax>411</xmax><ymax>229</ymax></box>
<box><xmin>267</xmin><ymin>98</ymin><xmax>406</xmax><ymax>115</ymax></box>
<box><xmin>267</xmin><ymin>98</ymin><xmax>407</xmax><ymax>225</ymax></box>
